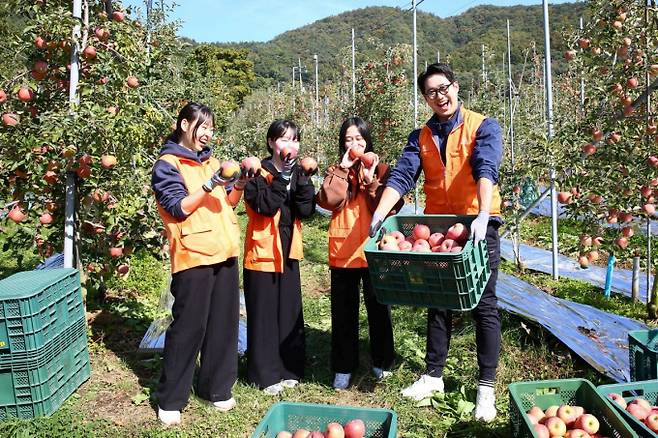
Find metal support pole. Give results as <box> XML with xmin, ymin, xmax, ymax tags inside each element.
<box><xmin>298</xmin><ymin>57</ymin><xmax>303</xmax><ymax>92</ymax></box>
<box><xmin>412</xmin><ymin>0</ymin><xmax>419</xmax><ymax>213</ymax></box>
<box><xmin>579</xmin><ymin>17</ymin><xmax>585</xmax><ymax>111</ymax></box>
<box><xmin>506</xmin><ymin>19</ymin><xmax>515</xmax><ymax>173</ymax></box>
<box><xmin>542</xmin><ymin>0</ymin><xmax>559</xmax><ymax>280</ymax></box>
<box><xmin>437</xmin><ymin>50</ymin><xmax>440</xmax><ymax>63</ymax></box>
<box><xmin>633</xmin><ymin>256</ymin><xmax>641</xmax><ymax>302</ymax></box>
<box><xmin>314</xmin><ymin>54</ymin><xmax>319</xmax><ymax>126</ymax></box>
<box><xmin>351</xmin><ymin>28</ymin><xmax>356</xmax><ymax>110</ymax></box>
<box><xmin>481</xmin><ymin>44</ymin><xmax>486</xmax><ymax>84</ymax></box>
<box><xmin>646</xmin><ymin>0</ymin><xmax>653</xmax><ymax>303</ymax></box>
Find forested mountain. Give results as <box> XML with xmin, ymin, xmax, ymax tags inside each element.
<box><xmin>215</xmin><ymin>3</ymin><xmax>586</xmax><ymax>86</ymax></box>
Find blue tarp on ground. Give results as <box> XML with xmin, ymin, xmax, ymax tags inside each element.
<box><xmin>500</xmin><ymin>238</ymin><xmax>655</xmax><ymax>302</ymax></box>
<box><xmin>496</xmin><ymin>272</ymin><xmax>647</xmax><ymax>383</ymax></box>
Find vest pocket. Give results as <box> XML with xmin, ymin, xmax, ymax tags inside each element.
<box><xmin>179</xmin><ymin>216</ymin><xmax>222</xmax><ymax>256</ymax></box>
<box><xmin>251</xmin><ymin>229</ymin><xmax>275</xmax><ymax>262</ymax></box>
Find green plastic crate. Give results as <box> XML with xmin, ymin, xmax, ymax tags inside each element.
<box><xmin>0</xmin><ymin>269</ymin><xmax>83</xmax><ymax>354</ymax></box>
<box><xmin>509</xmin><ymin>378</ymin><xmax>638</xmax><ymax>438</ymax></box>
<box><xmin>598</xmin><ymin>380</ymin><xmax>658</xmax><ymax>438</ymax></box>
<box><xmin>251</xmin><ymin>402</ymin><xmax>397</xmax><ymax>438</ymax></box>
<box><xmin>629</xmin><ymin>329</ymin><xmax>658</xmax><ymax>382</ymax></box>
<box><xmin>0</xmin><ymin>322</ymin><xmax>90</xmax><ymax>419</ymax></box>
<box><xmin>364</xmin><ymin>214</ymin><xmax>490</xmax><ymax>310</ymax></box>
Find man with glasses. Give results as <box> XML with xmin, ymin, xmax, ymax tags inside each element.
<box><xmin>369</xmin><ymin>63</ymin><xmax>503</xmax><ymax>422</ymax></box>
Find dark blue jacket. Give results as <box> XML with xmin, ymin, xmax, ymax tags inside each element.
<box><xmin>151</xmin><ymin>140</ymin><xmax>213</xmax><ymax>219</ymax></box>
<box><xmin>386</xmin><ymin>105</ymin><xmax>503</xmax><ymax>198</ymax></box>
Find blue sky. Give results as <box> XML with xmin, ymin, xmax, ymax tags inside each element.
<box><xmin>122</xmin><ymin>0</ymin><xmax>577</xmax><ymax>43</ymax></box>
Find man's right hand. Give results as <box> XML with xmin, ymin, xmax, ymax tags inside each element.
<box><xmin>369</xmin><ymin>212</ymin><xmax>385</xmax><ymax>238</ymax></box>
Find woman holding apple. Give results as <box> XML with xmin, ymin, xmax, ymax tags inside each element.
<box><xmin>242</xmin><ymin>119</ymin><xmax>316</xmax><ymax>395</ymax></box>
<box><xmin>317</xmin><ymin>117</ymin><xmax>402</xmax><ymax>390</ymax></box>
<box><xmin>151</xmin><ymin>102</ymin><xmax>251</xmax><ymax>426</ymax></box>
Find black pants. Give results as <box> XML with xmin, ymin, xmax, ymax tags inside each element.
<box><xmin>243</xmin><ymin>259</ymin><xmax>305</xmax><ymax>389</ymax></box>
<box><xmin>425</xmin><ymin>223</ymin><xmax>501</xmax><ymax>382</ymax></box>
<box><xmin>330</xmin><ymin>267</ymin><xmax>395</xmax><ymax>373</ymax></box>
<box><xmin>155</xmin><ymin>258</ymin><xmax>240</xmax><ymax>411</ymax></box>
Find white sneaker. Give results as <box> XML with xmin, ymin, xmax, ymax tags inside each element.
<box><xmin>281</xmin><ymin>379</ymin><xmax>299</xmax><ymax>388</ymax></box>
<box><xmin>158</xmin><ymin>407</ymin><xmax>181</xmax><ymax>426</ymax></box>
<box><xmin>474</xmin><ymin>385</ymin><xmax>497</xmax><ymax>422</ymax></box>
<box><xmin>373</xmin><ymin>367</ymin><xmax>392</xmax><ymax>381</ymax></box>
<box><xmin>211</xmin><ymin>397</ymin><xmax>236</xmax><ymax>412</ymax></box>
<box><xmin>401</xmin><ymin>375</ymin><xmax>444</xmax><ymax>401</ymax></box>
<box><xmin>333</xmin><ymin>373</ymin><xmax>351</xmax><ymax>390</ymax></box>
<box><xmin>263</xmin><ymin>382</ymin><xmax>284</xmax><ymax>395</ymax></box>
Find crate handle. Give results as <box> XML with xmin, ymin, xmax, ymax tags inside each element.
<box><xmin>620</xmin><ymin>388</ymin><xmax>644</xmax><ymax>398</ymax></box>
<box><xmin>534</xmin><ymin>387</ymin><xmax>560</xmax><ymax>396</ymax></box>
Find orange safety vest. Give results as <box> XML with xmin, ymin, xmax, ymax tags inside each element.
<box><xmin>419</xmin><ymin>108</ymin><xmax>501</xmax><ymax>216</ymax></box>
<box><xmin>328</xmin><ymin>189</ymin><xmax>371</xmax><ymax>269</ymax></box>
<box><xmin>243</xmin><ymin>171</ymin><xmax>303</xmax><ymax>273</ymax></box>
<box><xmin>156</xmin><ymin>154</ymin><xmax>240</xmax><ymax>274</ymax></box>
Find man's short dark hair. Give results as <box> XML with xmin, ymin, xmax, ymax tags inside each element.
<box><xmin>417</xmin><ymin>63</ymin><xmax>456</xmax><ymax>95</ymax></box>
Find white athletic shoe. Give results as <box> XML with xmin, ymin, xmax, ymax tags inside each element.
<box><xmin>263</xmin><ymin>382</ymin><xmax>284</xmax><ymax>395</ymax></box>
<box><xmin>401</xmin><ymin>375</ymin><xmax>444</xmax><ymax>401</ymax></box>
<box><xmin>372</xmin><ymin>367</ymin><xmax>392</xmax><ymax>381</ymax></box>
<box><xmin>474</xmin><ymin>385</ymin><xmax>497</xmax><ymax>422</ymax></box>
<box><xmin>158</xmin><ymin>407</ymin><xmax>181</xmax><ymax>426</ymax></box>
<box><xmin>332</xmin><ymin>373</ymin><xmax>351</xmax><ymax>390</ymax></box>
<box><xmin>281</xmin><ymin>379</ymin><xmax>299</xmax><ymax>388</ymax></box>
<box><xmin>212</xmin><ymin>397</ymin><xmax>236</xmax><ymax>412</ymax></box>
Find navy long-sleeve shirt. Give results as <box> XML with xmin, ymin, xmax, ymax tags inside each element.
<box><xmin>151</xmin><ymin>140</ymin><xmax>214</xmax><ymax>219</ymax></box>
<box><xmin>386</xmin><ymin>105</ymin><xmax>503</xmax><ymax>199</ymax></box>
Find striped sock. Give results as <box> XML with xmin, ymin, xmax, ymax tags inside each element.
<box><xmin>478</xmin><ymin>379</ymin><xmax>495</xmax><ymax>389</ymax></box>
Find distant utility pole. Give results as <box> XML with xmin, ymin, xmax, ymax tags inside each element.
<box><xmin>437</xmin><ymin>50</ymin><xmax>440</xmax><ymax>63</ymax></box>
<box><xmin>481</xmin><ymin>44</ymin><xmax>487</xmax><ymax>84</ymax></box>
<box><xmin>314</xmin><ymin>54</ymin><xmax>319</xmax><ymax>125</ymax></box>
<box><xmin>298</xmin><ymin>57</ymin><xmax>304</xmax><ymax>92</ymax></box>
<box><xmin>506</xmin><ymin>19</ymin><xmax>515</xmax><ymax>173</ymax></box>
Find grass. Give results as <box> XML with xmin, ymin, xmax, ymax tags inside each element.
<box><xmin>0</xmin><ymin>210</ymin><xmax>653</xmax><ymax>437</ymax></box>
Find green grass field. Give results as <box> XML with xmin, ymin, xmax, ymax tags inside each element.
<box><xmin>0</xmin><ymin>211</ymin><xmax>654</xmax><ymax>437</ymax></box>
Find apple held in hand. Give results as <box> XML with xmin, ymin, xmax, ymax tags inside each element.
<box><xmin>220</xmin><ymin>160</ymin><xmax>241</xmax><ymax>179</ymax></box>
<box><xmin>280</xmin><ymin>145</ymin><xmax>298</xmax><ymax>161</ymax></box>
<box><xmin>343</xmin><ymin>419</ymin><xmax>365</xmax><ymax>438</ymax></box>
<box><xmin>348</xmin><ymin>148</ymin><xmax>362</xmax><ymax>161</ymax></box>
<box><xmin>241</xmin><ymin>156</ymin><xmax>261</xmax><ymax>175</ymax></box>
<box><xmin>300</xmin><ymin>157</ymin><xmax>318</xmax><ymax>175</ymax></box>
<box><xmin>360</xmin><ymin>152</ymin><xmax>377</xmax><ymax>168</ymax></box>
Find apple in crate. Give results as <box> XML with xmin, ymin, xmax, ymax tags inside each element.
<box><xmin>428</xmin><ymin>232</ymin><xmax>444</xmax><ymax>247</ymax></box>
<box><xmin>533</xmin><ymin>423</ymin><xmax>550</xmax><ymax>438</ymax></box>
<box><xmin>557</xmin><ymin>404</ymin><xmax>577</xmax><ymax>427</ymax></box>
<box><xmin>412</xmin><ymin>239</ymin><xmax>431</xmax><ymax>252</ymax></box>
<box><xmin>544</xmin><ymin>416</ymin><xmax>567</xmax><ymax>437</ymax></box>
<box><xmin>343</xmin><ymin>419</ymin><xmax>366</xmax><ymax>438</ymax></box>
<box><xmin>626</xmin><ymin>402</ymin><xmax>650</xmax><ymax>421</ymax></box>
<box><xmin>292</xmin><ymin>430</ymin><xmax>310</xmax><ymax>438</ymax></box>
<box><xmin>446</xmin><ymin>222</ymin><xmax>468</xmax><ymax>244</ymax></box>
<box><xmin>326</xmin><ymin>422</ymin><xmax>345</xmax><ymax>438</ymax></box>
<box><xmin>438</xmin><ymin>238</ymin><xmax>456</xmax><ymax>252</ymax></box>
<box><xmin>527</xmin><ymin>406</ymin><xmax>545</xmax><ymax>423</ymax></box>
<box><xmin>645</xmin><ymin>413</ymin><xmax>658</xmax><ymax>432</ymax></box>
<box><xmin>412</xmin><ymin>223</ymin><xmax>430</xmax><ymax>241</ymax></box>
<box><xmin>276</xmin><ymin>432</ymin><xmax>292</xmax><ymax>438</ymax></box>
<box><xmin>544</xmin><ymin>405</ymin><xmax>559</xmax><ymax>418</ymax></box>
<box><xmin>575</xmin><ymin>413</ymin><xmax>599</xmax><ymax>435</ymax></box>
<box><xmin>379</xmin><ymin>234</ymin><xmax>399</xmax><ymax>251</ymax></box>
<box><xmin>607</xmin><ymin>393</ymin><xmax>626</xmax><ymax>409</ymax></box>
<box><xmin>398</xmin><ymin>240</ymin><xmax>412</xmax><ymax>251</ymax></box>
<box><xmin>389</xmin><ymin>230</ymin><xmax>405</xmax><ymax>244</ymax></box>
<box><xmin>565</xmin><ymin>429</ymin><xmax>590</xmax><ymax>438</ymax></box>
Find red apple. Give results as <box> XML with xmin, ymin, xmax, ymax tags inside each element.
<box><xmin>565</xmin><ymin>429</ymin><xmax>591</xmax><ymax>438</ymax></box>
<box><xmin>450</xmin><ymin>246</ymin><xmax>463</xmax><ymax>253</ymax></box>
<box><xmin>615</xmin><ymin>237</ymin><xmax>629</xmax><ymax>249</ymax></box>
<box><xmin>116</xmin><ymin>263</ymin><xmax>130</xmax><ymax>275</ymax></box>
<box><xmin>578</xmin><ymin>256</ymin><xmax>589</xmax><ymax>269</ymax></box>
<box><xmin>220</xmin><ymin>160</ymin><xmax>240</xmax><ymax>179</ymax></box>
<box><xmin>582</xmin><ymin>143</ymin><xmax>597</xmax><ymax>156</ymax></box>
<box><xmin>621</xmin><ymin>226</ymin><xmax>634</xmax><ymax>238</ymax></box>
<box><xmin>325</xmin><ymin>422</ymin><xmax>345</xmax><ymax>438</ymax></box>
<box><xmin>2</xmin><ymin>113</ymin><xmax>20</xmax><ymax>126</ymax></box>
<box><xmin>83</xmin><ymin>46</ymin><xmax>97</xmax><ymax>59</ymax></box>
<box><xmin>648</xmin><ymin>156</ymin><xmax>658</xmax><ymax>167</ymax></box>
<box><xmin>627</xmin><ymin>402</ymin><xmax>650</xmax><ymax>421</ymax></box>
<box><xmin>348</xmin><ymin>148</ymin><xmax>362</xmax><ymax>161</ymax></box>
<box><xmin>44</xmin><ymin>170</ymin><xmax>58</xmax><ymax>185</ymax></box>
<box><xmin>626</xmin><ymin>77</ymin><xmax>638</xmax><ymax>89</ymax></box>
<box><xmin>95</xmin><ymin>27</ymin><xmax>109</xmax><ymax>41</ymax></box>
<box><xmin>109</xmin><ymin>247</ymin><xmax>123</xmax><ymax>258</ymax></box>
<box><xmin>630</xmin><ymin>398</ymin><xmax>651</xmax><ymax>411</ymax></box>
<box><xmin>360</xmin><ymin>152</ymin><xmax>376</xmax><ymax>168</ymax></box>
<box><xmin>580</xmin><ymin>235</ymin><xmax>592</xmax><ymax>246</ymax></box>
<box><xmin>412</xmin><ymin>223</ymin><xmax>430</xmax><ymax>241</ymax></box>
<box><xmin>642</xmin><ymin>186</ymin><xmax>653</xmax><ymax>198</ymax></box>
<box><xmin>564</xmin><ymin>50</ymin><xmax>577</xmax><ymax>61</ymax></box>
<box><xmin>533</xmin><ymin>423</ymin><xmax>550</xmax><ymax>438</ymax></box>
<box><xmin>279</xmin><ymin>145</ymin><xmax>298</xmax><ymax>161</ymax></box>
<box><xmin>620</xmin><ymin>212</ymin><xmax>633</xmax><ymax>223</ymax></box>
<box><xmin>7</xmin><ymin>205</ymin><xmax>26</xmax><ymax>223</ymax></box>
<box><xmin>557</xmin><ymin>404</ymin><xmax>577</xmax><ymax>427</ymax></box>
<box><xmin>544</xmin><ymin>416</ymin><xmax>567</xmax><ymax>437</ymax></box>
<box><xmin>591</xmin><ymin>128</ymin><xmax>603</xmax><ymax>141</ymax></box>
<box><xmin>578</xmin><ymin>38</ymin><xmax>590</xmax><ymax>49</ymax></box>
<box><xmin>39</xmin><ymin>212</ymin><xmax>53</xmax><ymax>225</ymax></box>
<box><xmin>300</xmin><ymin>157</ymin><xmax>317</xmax><ymax>175</ymax></box>
<box><xmin>379</xmin><ymin>235</ymin><xmax>399</xmax><ymax>251</ymax></box>
<box><xmin>241</xmin><ymin>156</ymin><xmax>261</xmax><ymax>175</ymax></box>
<box><xmin>276</xmin><ymin>432</ymin><xmax>293</xmax><ymax>438</ymax></box>
<box><xmin>645</xmin><ymin>413</ymin><xmax>658</xmax><ymax>432</ymax></box>
<box><xmin>112</xmin><ymin>10</ymin><xmax>125</xmax><ymax>22</ymax></box>
<box><xmin>557</xmin><ymin>192</ymin><xmax>572</xmax><ymax>204</ymax></box>
<box><xmin>428</xmin><ymin>232</ymin><xmax>444</xmax><ymax>247</ymax></box>
<box><xmin>412</xmin><ymin>239</ymin><xmax>431</xmax><ymax>252</ymax></box>
<box><xmin>446</xmin><ymin>223</ymin><xmax>468</xmax><ymax>244</ymax></box>
<box><xmin>34</xmin><ymin>35</ymin><xmax>47</xmax><ymax>49</ymax></box>
<box><xmin>643</xmin><ymin>204</ymin><xmax>656</xmax><ymax>215</ymax></box>
<box><xmin>17</xmin><ymin>87</ymin><xmax>34</xmax><ymax>102</ymax></box>
<box><xmin>126</xmin><ymin>76</ymin><xmax>139</xmax><ymax>88</ymax></box>
<box><xmin>587</xmin><ymin>251</ymin><xmax>599</xmax><ymax>262</ymax></box>
<box><xmin>574</xmin><ymin>413</ymin><xmax>599</xmax><ymax>435</ymax></box>
<box><xmin>308</xmin><ymin>432</ymin><xmax>324</xmax><ymax>438</ymax></box>
<box><xmin>612</xmin><ymin>20</ymin><xmax>623</xmax><ymax>30</ymax></box>
<box><xmin>389</xmin><ymin>231</ymin><xmax>405</xmax><ymax>244</ymax></box>
<box><xmin>398</xmin><ymin>240</ymin><xmax>412</xmax><ymax>251</ymax></box>
<box><xmin>439</xmin><ymin>238</ymin><xmax>456</xmax><ymax>253</ymax></box>
<box><xmin>76</xmin><ymin>165</ymin><xmax>91</xmax><ymax>179</ymax></box>
<box><xmin>544</xmin><ymin>405</ymin><xmax>560</xmax><ymax>418</ymax></box>
<box><xmin>527</xmin><ymin>406</ymin><xmax>545</xmax><ymax>423</ymax></box>
<box><xmin>343</xmin><ymin>419</ymin><xmax>365</xmax><ymax>438</ymax></box>
<box><xmin>101</xmin><ymin>155</ymin><xmax>117</xmax><ymax>169</ymax></box>
<box><xmin>33</xmin><ymin>60</ymin><xmax>48</xmax><ymax>75</ymax></box>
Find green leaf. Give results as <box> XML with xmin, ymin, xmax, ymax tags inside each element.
<box><xmin>131</xmin><ymin>388</ymin><xmax>151</xmax><ymax>405</ymax></box>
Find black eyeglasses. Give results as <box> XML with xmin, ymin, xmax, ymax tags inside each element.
<box><xmin>424</xmin><ymin>82</ymin><xmax>453</xmax><ymax>99</ymax></box>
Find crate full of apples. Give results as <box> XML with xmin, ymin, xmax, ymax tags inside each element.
<box><xmin>509</xmin><ymin>378</ymin><xmax>638</xmax><ymax>438</ymax></box>
<box><xmin>250</xmin><ymin>402</ymin><xmax>397</xmax><ymax>438</ymax></box>
<box><xmin>363</xmin><ymin>214</ymin><xmax>490</xmax><ymax>311</ymax></box>
<box><xmin>598</xmin><ymin>380</ymin><xmax>658</xmax><ymax>437</ymax></box>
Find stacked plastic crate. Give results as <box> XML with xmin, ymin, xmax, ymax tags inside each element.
<box><xmin>0</xmin><ymin>268</ymin><xmax>90</xmax><ymax>419</ymax></box>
